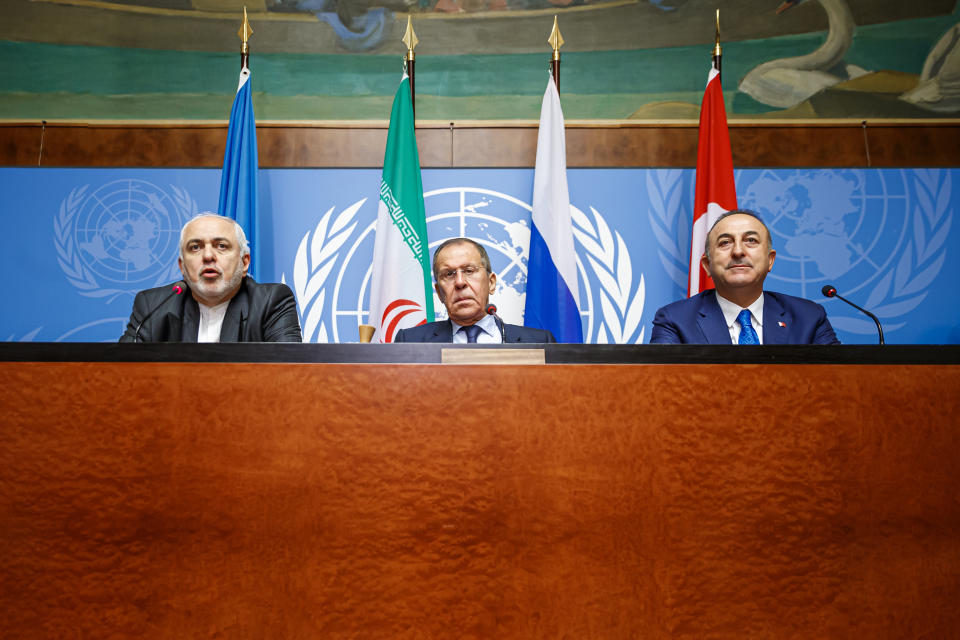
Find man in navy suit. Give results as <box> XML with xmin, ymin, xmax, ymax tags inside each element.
<box><xmin>650</xmin><ymin>210</ymin><xmax>839</xmax><ymax>345</ymax></box>
<box><xmin>394</xmin><ymin>238</ymin><xmax>555</xmax><ymax>343</ymax></box>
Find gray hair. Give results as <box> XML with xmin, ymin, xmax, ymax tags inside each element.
<box><xmin>431</xmin><ymin>237</ymin><xmax>493</xmax><ymax>280</ymax></box>
<box><xmin>179</xmin><ymin>213</ymin><xmax>250</xmax><ymax>260</ymax></box>
<box><xmin>704</xmin><ymin>209</ymin><xmax>773</xmax><ymax>257</ymax></box>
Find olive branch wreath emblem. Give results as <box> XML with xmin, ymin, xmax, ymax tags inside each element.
<box><xmin>646</xmin><ymin>169</ymin><xmax>951</xmax><ymax>336</ymax></box>
<box><xmin>54</xmin><ymin>183</ymin><xmax>195</xmax><ymax>302</ymax></box>
<box><xmin>288</xmin><ymin>194</ymin><xmax>645</xmax><ymax>344</ymax></box>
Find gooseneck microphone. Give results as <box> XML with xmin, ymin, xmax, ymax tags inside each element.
<box><xmin>134</xmin><ymin>281</ymin><xmax>186</xmax><ymax>342</ymax></box>
<box><xmin>486</xmin><ymin>304</ymin><xmax>507</xmax><ymax>343</ymax></box>
<box><xmin>821</xmin><ymin>284</ymin><xmax>885</xmax><ymax>345</ymax></box>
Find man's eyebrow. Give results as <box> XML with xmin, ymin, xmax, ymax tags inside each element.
<box><xmin>183</xmin><ymin>236</ymin><xmax>232</xmax><ymax>245</ymax></box>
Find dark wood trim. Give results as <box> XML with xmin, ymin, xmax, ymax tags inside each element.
<box><xmin>1</xmin><ymin>343</ymin><xmax>957</xmax><ymax>365</ymax></box>
<box><xmin>3</xmin><ymin>121</ymin><xmax>959</xmax><ymax>168</ymax></box>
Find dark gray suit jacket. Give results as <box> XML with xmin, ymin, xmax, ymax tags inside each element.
<box><xmin>650</xmin><ymin>289</ymin><xmax>840</xmax><ymax>345</ymax></box>
<box><xmin>119</xmin><ymin>277</ymin><xmax>302</xmax><ymax>343</ymax></box>
<box><xmin>394</xmin><ymin>319</ymin><xmax>556</xmax><ymax>343</ymax></box>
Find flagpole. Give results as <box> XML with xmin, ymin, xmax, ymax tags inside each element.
<box><xmin>713</xmin><ymin>9</ymin><xmax>722</xmax><ymax>77</ymax></box>
<box><xmin>403</xmin><ymin>16</ymin><xmax>418</xmax><ymax>120</ymax></box>
<box><xmin>219</xmin><ymin>8</ymin><xmax>260</xmax><ymax>281</ymax></box>
<box><xmin>239</xmin><ymin>7</ymin><xmax>251</xmax><ymax>70</ymax></box>
<box><xmin>687</xmin><ymin>9</ymin><xmax>737</xmax><ymax>297</ymax></box>
<box><xmin>548</xmin><ymin>16</ymin><xmax>563</xmax><ymax>93</ymax></box>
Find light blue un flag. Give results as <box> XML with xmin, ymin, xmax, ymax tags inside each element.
<box><xmin>218</xmin><ymin>67</ymin><xmax>259</xmax><ymax>280</ymax></box>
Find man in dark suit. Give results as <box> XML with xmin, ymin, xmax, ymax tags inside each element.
<box><xmin>650</xmin><ymin>210</ymin><xmax>839</xmax><ymax>345</ymax></box>
<box><xmin>394</xmin><ymin>238</ymin><xmax>555</xmax><ymax>343</ymax></box>
<box><xmin>120</xmin><ymin>214</ymin><xmax>301</xmax><ymax>343</ymax></box>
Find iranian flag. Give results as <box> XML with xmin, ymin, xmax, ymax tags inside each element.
<box><xmin>368</xmin><ymin>74</ymin><xmax>434</xmax><ymax>342</ymax></box>
<box><xmin>688</xmin><ymin>63</ymin><xmax>737</xmax><ymax>297</ymax></box>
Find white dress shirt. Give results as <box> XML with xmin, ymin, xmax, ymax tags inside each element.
<box><xmin>450</xmin><ymin>313</ymin><xmax>502</xmax><ymax>344</ymax></box>
<box><xmin>197</xmin><ymin>300</ymin><xmax>230</xmax><ymax>343</ymax></box>
<box><xmin>715</xmin><ymin>292</ymin><xmax>765</xmax><ymax>345</ymax></box>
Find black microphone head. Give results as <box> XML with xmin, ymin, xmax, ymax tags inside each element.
<box><xmin>486</xmin><ymin>304</ymin><xmax>497</xmax><ymax>315</ymax></box>
<box><xmin>822</xmin><ymin>285</ymin><xmax>837</xmax><ymax>298</ymax></box>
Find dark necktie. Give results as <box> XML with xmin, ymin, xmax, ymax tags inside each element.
<box><xmin>462</xmin><ymin>324</ymin><xmax>482</xmax><ymax>343</ymax></box>
<box><xmin>738</xmin><ymin>309</ymin><xmax>759</xmax><ymax>345</ymax></box>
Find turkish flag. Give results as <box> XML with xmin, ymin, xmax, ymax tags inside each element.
<box><xmin>688</xmin><ymin>64</ymin><xmax>737</xmax><ymax>297</ymax></box>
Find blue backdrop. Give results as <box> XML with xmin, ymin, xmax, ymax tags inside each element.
<box><xmin>2</xmin><ymin>167</ymin><xmax>956</xmax><ymax>344</ymax></box>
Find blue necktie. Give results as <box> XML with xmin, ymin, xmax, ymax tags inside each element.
<box><xmin>738</xmin><ymin>309</ymin><xmax>759</xmax><ymax>345</ymax></box>
<box><xmin>462</xmin><ymin>325</ymin><xmax>482</xmax><ymax>343</ymax></box>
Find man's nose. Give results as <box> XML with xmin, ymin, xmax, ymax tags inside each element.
<box><xmin>731</xmin><ymin>240</ymin><xmax>746</xmax><ymax>256</ymax></box>
<box><xmin>453</xmin><ymin>270</ymin><xmax>467</xmax><ymax>286</ymax></box>
<box><xmin>201</xmin><ymin>244</ymin><xmax>215</xmax><ymax>260</ymax></box>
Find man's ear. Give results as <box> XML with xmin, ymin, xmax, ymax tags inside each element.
<box><xmin>488</xmin><ymin>271</ymin><xmax>497</xmax><ymax>294</ymax></box>
<box><xmin>699</xmin><ymin>252</ymin><xmax>711</xmax><ymax>276</ymax></box>
<box><xmin>241</xmin><ymin>253</ymin><xmax>250</xmax><ymax>276</ymax></box>
<box><xmin>767</xmin><ymin>249</ymin><xmax>776</xmax><ymax>273</ymax></box>
<box><xmin>435</xmin><ymin>283</ymin><xmax>445</xmax><ymax>303</ymax></box>
<box><xmin>178</xmin><ymin>257</ymin><xmax>185</xmax><ymax>278</ymax></box>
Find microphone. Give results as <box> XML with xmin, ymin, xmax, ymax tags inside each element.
<box><xmin>134</xmin><ymin>280</ymin><xmax>186</xmax><ymax>343</ymax></box>
<box><xmin>486</xmin><ymin>304</ymin><xmax>507</xmax><ymax>343</ymax></box>
<box><xmin>821</xmin><ymin>284</ymin><xmax>884</xmax><ymax>344</ymax></box>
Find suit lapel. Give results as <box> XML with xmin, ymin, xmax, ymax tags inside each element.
<box><xmin>430</xmin><ymin>321</ymin><xmax>454</xmax><ymax>343</ymax></box>
<box><xmin>220</xmin><ymin>286</ymin><xmax>248</xmax><ymax>343</ymax></box>
<box><xmin>762</xmin><ymin>294</ymin><xmax>788</xmax><ymax>345</ymax></box>
<box><xmin>180</xmin><ymin>297</ymin><xmax>200</xmax><ymax>342</ymax></box>
<box><xmin>696</xmin><ymin>292</ymin><xmax>733</xmax><ymax>344</ymax></box>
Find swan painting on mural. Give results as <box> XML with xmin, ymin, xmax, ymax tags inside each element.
<box><xmin>901</xmin><ymin>22</ymin><xmax>960</xmax><ymax>113</ymax></box>
<box><xmin>739</xmin><ymin>0</ymin><xmax>869</xmax><ymax>109</ymax></box>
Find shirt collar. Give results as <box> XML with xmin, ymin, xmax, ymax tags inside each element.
<box><xmin>197</xmin><ymin>299</ymin><xmax>230</xmax><ymax>316</ymax></box>
<box><xmin>450</xmin><ymin>313</ymin><xmax>498</xmax><ymax>338</ymax></box>
<box><xmin>715</xmin><ymin>291</ymin><xmax>765</xmax><ymax>329</ymax></box>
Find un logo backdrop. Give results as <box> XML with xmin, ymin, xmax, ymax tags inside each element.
<box><xmin>0</xmin><ymin>167</ymin><xmax>957</xmax><ymax>344</ymax></box>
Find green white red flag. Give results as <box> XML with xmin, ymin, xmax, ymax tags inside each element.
<box><xmin>368</xmin><ymin>74</ymin><xmax>434</xmax><ymax>342</ymax></box>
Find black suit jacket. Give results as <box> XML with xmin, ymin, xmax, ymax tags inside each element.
<box><xmin>650</xmin><ymin>289</ymin><xmax>840</xmax><ymax>345</ymax></box>
<box><xmin>393</xmin><ymin>319</ymin><xmax>556</xmax><ymax>343</ymax></box>
<box><xmin>119</xmin><ymin>277</ymin><xmax>302</xmax><ymax>343</ymax></box>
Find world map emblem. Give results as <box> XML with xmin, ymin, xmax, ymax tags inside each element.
<box><xmin>285</xmin><ymin>186</ymin><xmax>646</xmax><ymax>344</ymax></box>
<box><xmin>649</xmin><ymin>169</ymin><xmax>951</xmax><ymax>337</ymax></box>
<box><xmin>54</xmin><ymin>180</ymin><xmax>196</xmax><ymax>300</ymax></box>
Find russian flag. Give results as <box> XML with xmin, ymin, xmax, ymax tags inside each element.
<box><xmin>524</xmin><ymin>73</ymin><xmax>583</xmax><ymax>343</ymax></box>
<box><xmin>218</xmin><ymin>65</ymin><xmax>260</xmax><ymax>280</ymax></box>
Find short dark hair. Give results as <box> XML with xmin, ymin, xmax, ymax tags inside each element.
<box><xmin>704</xmin><ymin>209</ymin><xmax>773</xmax><ymax>257</ymax></box>
<box><xmin>431</xmin><ymin>237</ymin><xmax>493</xmax><ymax>280</ymax></box>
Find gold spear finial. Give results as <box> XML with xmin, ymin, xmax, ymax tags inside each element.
<box><xmin>548</xmin><ymin>16</ymin><xmax>564</xmax><ymax>61</ymax></box>
<box><xmin>238</xmin><ymin>6</ymin><xmax>253</xmax><ymax>54</ymax></box>
<box><xmin>713</xmin><ymin>9</ymin><xmax>722</xmax><ymax>58</ymax></box>
<box><xmin>402</xmin><ymin>15</ymin><xmax>419</xmax><ymax>61</ymax></box>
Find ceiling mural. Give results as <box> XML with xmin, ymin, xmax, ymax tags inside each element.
<box><xmin>2</xmin><ymin>0</ymin><xmax>958</xmax><ymax>120</ymax></box>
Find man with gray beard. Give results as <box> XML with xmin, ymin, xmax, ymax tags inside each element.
<box><xmin>120</xmin><ymin>213</ymin><xmax>302</xmax><ymax>342</ymax></box>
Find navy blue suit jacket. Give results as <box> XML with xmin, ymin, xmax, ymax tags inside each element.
<box><xmin>394</xmin><ymin>319</ymin><xmax>556</xmax><ymax>343</ymax></box>
<box><xmin>650</xmin><ymin>290</ymin><xmax>840</xmax><ymax>345</ymax></box>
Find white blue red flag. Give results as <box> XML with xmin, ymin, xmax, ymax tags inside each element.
<box><xmin>524</xmin><ymin>73</ymin><xmax>582</xmax><ymax>343</ymax></box>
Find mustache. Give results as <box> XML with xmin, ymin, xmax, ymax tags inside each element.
<box><xmin>726</xmin><ymin>261</ymin><xmax>753</xmax><ymax>268</ymax></box>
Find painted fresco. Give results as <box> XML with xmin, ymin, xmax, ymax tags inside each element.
<box><xmin>1</xmin><ymin>0</ymin><xmax>959</xmax><ymax>120</ymax></box>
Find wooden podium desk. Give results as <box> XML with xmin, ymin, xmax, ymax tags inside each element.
<box><xmin>2</xmin><ymin>344</ymin><xmax>959</xmax><ymax>639</ymax></box>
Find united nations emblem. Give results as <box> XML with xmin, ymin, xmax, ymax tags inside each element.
<box><xmin>650</xmin><ymin>168</ymin><xmax>951</xmax><ymax>338</ymax></box>
<box><xmin>54</xmin><ymin>180</ymin><xmax>196</xmax><ymax>300</ymax></box>
<box><xmin>285</xmin><ymin>186</ymin><xmax>646</xmax><ymax>344</ymax></box>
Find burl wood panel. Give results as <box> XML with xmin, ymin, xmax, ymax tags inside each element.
<box><xmin>4</xmin><ymin>122</ymin><xmax>960</xmax><ymax>168</ymax></box>
<box><xmin>2</xmin><ymin>363</ymin><xmax>959</xmax><ymax>639</ymax></box>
